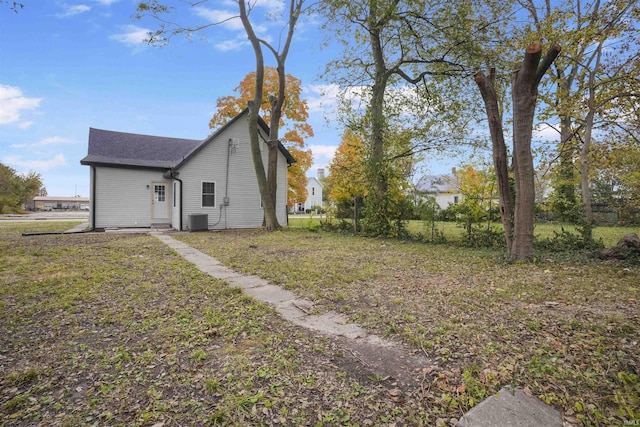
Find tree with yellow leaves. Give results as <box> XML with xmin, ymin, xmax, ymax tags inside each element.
<box><xmin>327</xmin><ymin>129</ymin><xmax>368</xmax><ymax>205</ymax></box>
<box><xmin>209</xmin><ymin>67</ymin><xmax>313</xmax><ymax>207</ymax></box>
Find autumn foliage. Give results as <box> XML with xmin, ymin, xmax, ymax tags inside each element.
<box><xmin>327</xmin><ymin>129</ymin><xmax>368</xmax><ymax>204</ymax></box>
<box><xmin>209</xmin><ymin>68</ymin><xmax>313</xmax><ymax>205</ymax></box>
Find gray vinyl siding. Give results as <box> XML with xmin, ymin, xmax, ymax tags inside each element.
<box><xmin>93</xmin><ymin>166</ymin><xmax>169</xmax><ymax>228</ymax></box>
<box><xmin>177</xmin><ymin>116</ymin><xmax>289</xmax><ymax>230</ymax></box>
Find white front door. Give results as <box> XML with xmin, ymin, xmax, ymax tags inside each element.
<box><xmin>152</xmin><ymin>183</ymin><xmax>168</xmax><ymax>220</ymax></box>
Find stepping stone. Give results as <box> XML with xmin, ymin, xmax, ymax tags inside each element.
<box><xmin>456</xmin><ymin>386</ymin><xmax>563</xmax><ymax>427</ymax></box>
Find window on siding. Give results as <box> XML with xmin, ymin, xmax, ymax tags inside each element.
<box><xmin>202</xmin><ymin>182</ymin><xmax>215</xmax><ymax>207</ymax></box>
<box><xmin>312</xmin><ymin>187</ymin><xmax>315</xmax><ymax>196</ymax></box>
<box><xmin>454</xmin><ymin>196</ymin><xmax>459</xmax><ymax>205</ymax></box>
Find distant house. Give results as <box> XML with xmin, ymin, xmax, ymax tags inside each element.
<box><xmin>32</xmin><ymin>196</ymin><xmax>90</xmax><ymax>211</ymax></box>
<box><xmin>80</xmin><ymin>110</ymin><xmax>295</xmax><ymax>231</ymax></box>
<box><xmin>415</xmin><ymin>174</ymin><xmax>462</xmax><ymax>209</ymax></box>
<box><xmin>292</xmin><ymin>176</ymin><xmax>324</xmax><ymax>214</ymax></box>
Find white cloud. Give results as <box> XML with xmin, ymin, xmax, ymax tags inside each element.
<box><xmin>305</xmin><ymin>84</ymin><xmax>341</xmax><ymax>113</ymax></box>
<box><xmin>10</xmin><ymin>136</ymin><xmax>74</xmax><ymax>149</ymax></box>
<box><xmin>18</xmin><ymin>121</ymin><xmax>34</xmax><ymax>129</ymax></box>
<box><xmin>3</xmin><ymin>154</ymin><xmax>67</xmax><ymax>172</ymax></box>
<box><xmin>194</xmin><ymin>5</ymin><xmax>273</xmax><ymax>51</ymax></box>
<box><xmin>215</xmin><ymin>38</ymin><xmax>248</xmax><ymax>51</ymax></box>
<box><xmin>57</xmin><ymin>4</ymin><xmax>91</xmax><ymax>17</ymax></box>
<box><xmin>110</xmin><ymin>25</ymin><xmax>151</xmax><ymax>46</ymax></box>
<box><xmin>534</xmin><ymin>123</ymin><xmax>560</xmax><ymax>142</ymax></box>
<box><xmin>93</xmin><ymin>0</ymin><xmax>119</xmax><ymax>5</ymax></box>
<box><xmin>0</xmin><ymin>85</ymin><xmax>42</xmax><ymax>126</ymax></box>
<box><xmin>309</xmin><ymin>144</ymin><xmax>337</xmax><ymax>158</ymax></box>
<box><xmin>309</xmin><ymin>144</ymin><xmax>338</xmax><ymax>169</ymax></box>
<box><xmin>194</xmin><ymin>7</ymin><xmax>244</xmax><ymax>31</ymax></box>
<box><xmin>255</xmin><ymin>0</ymin><xmax>284</xmax><ymax>10</ymax></box>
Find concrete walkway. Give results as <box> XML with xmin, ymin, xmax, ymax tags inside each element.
<box><xmin>71</xmin><ymin>227</ymin><xmax>565</xmax><ymax>427</ymax></box>
<box><xmin>64</xmin><ymin>222</ymin><xmax>90</xmax><ymax>233</ymax></box>
<box><xmin>149</xmin><ymin>232</ymin><xmax>567</xmax><ymax>427</ymax></box>
<box><xmin>151</xmin><ymin>232</ymin><xmax>428</xmax><ymax>387</ymax></box>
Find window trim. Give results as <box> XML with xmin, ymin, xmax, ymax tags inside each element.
<box><xmin>201</xmin><ymin>181</ymin><xmax>216</xmax><ymax>208</ymax></box>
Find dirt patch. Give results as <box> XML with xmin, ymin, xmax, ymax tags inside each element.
<box><xmin>331</xmin><ymin>335</ymin><xmax>430</xmax><ymax>388</ymax></box>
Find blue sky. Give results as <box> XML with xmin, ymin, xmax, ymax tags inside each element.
<box><xmin>0</xmin><ymin>0</ymin><xmax>349</xmax><ymax>197</ymax></box>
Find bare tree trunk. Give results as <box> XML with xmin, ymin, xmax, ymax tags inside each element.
<box><xmin>580</xmin><ymin>41</ymin><xmax>603</xmax><ymax>236</ymax></box>
<box><xmin>241</xmin><ymin>0</ymin><xmax>303</xmax><ymax>231</ymax></box>
<box><xmin>365</xmin><ymin>2</ymin><xmax>392</xmax><ymax>235</ymax></box>
<box><xmin>511</xmin><ymin>43</ymin><xmax>561</xmax><ymax>261</ymax></box>
<box><xmin>474</xmin><ymin>68</ymin><xmax>514</xmax><ymax>252</ymax></box>
<box><xmin>263</xmin><ymin>0</ymin><xmax>303</xmax><ymax>228</ymax></box>
<box><xmin>268</xmin><ymin>93</ymin><xmax>280</xmax><ymax>212</ymax></box>
<box><xmin>239</xmin><ymin>1</ymin><xmax>279</xmax><ymax>230</ymax></box>
<box><xmin>267</xmin><ymin>58</ymin><xmax>286</xmax><ymax>213</ymax></box>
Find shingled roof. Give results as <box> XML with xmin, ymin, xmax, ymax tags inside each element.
<box><xmin>81</xmin><ymin>110</ymin><xmax>295</xmax><ymax>169</ymax></box>
<box><xmin>415</xmin><ymin>174</ymin><xmax>458</xmax><ymax>193</ymax></box>
<box><xmin>81</xmin><ymin>128</ymin><xmax>202</xmax><ymax>169</ymax></box>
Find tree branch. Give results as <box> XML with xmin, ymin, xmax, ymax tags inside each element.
<box><xmin>534</xmin><ymin>44</ymin><xmax>561</xmax><ymax>87</ymax></box>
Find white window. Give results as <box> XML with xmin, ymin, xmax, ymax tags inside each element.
<box><xmin>454</xmin><ymin>196</ymin><xmax>459</xmax><ymax>205</ymax></box>
<box><xmin>202</xmin><ymin>182</ymin><xmax>215</xmax><ymax>207</ymax></box>
<box><xmin>154</xmin><ymin>185</ymin><xmax>165</xmax><ymax>202</ymax></box>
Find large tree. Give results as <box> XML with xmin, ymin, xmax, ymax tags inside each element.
<box><xmin>519</xmin><ymin>0</ymin><xmax>640</xmax><ymax>227</ymax></box>
<box><xmin>327</xmin><ymin>128</ymin><xmax>368</xmax><ymax>205</ymax></box>
<box><xmin>136</xmin><ymin>0</ymin><xmax>307</xmax><ymax>230</ymax></box>
<box><xmin>475</xmin><ymin>43</ymin><xmax>560</xmax><ymax>261</ymax></box>
<box><xmin>0</xmin><ymin>163</ymin><xmax>44</xmax><ymax>213</ymax></box>
<box><xmin>326</xmin><ymin>129</ymin><xmax>368</xmax><ymax>229</ymax></box>
<box><xmin>474</xmin><ymin>67</ymin><xmax>515</xmax><ymax>252</ymax></box>
<box><xmin>210</xmin><ymin>68</ymin><xmax>313</xmax><ymax>207</ymax></box>
<box><xmin>321</xmin><ymin>0</ymin><xmax>509</xmax><ymax>236</ymax></box>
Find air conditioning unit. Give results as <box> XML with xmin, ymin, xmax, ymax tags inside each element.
<box><xmin>189</xmin><ymin>213</ymin><xmax>208</xmax><ymax>231</ymax></box>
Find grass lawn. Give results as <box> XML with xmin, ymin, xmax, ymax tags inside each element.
<box><xmin>288</xmin><ymin>216</ymin><xmax>639</xmax><ymax>248</ymax></box>
<box><xmin>1</xmin><ymin>221</ymin><xmax>638</xmax><ymax>426</ymax></box>
<box><xmin>178</xmin><ymin>227</ymin><xmax>640</xmax><ymax>426</ymax></box>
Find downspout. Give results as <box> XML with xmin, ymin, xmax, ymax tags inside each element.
<box><xmin>225</xmin><ymin>138</ymin><xmax>232</xmax><ymax>229</ymax></box>
<box><xmin>175</xmin><ymin>176</ymin><xmax>183</xmax><ymax>231</ymax></box>
<box><xmin>164</xmin><ymin>168</ymin><xmax>184</xmax><ymax>231</ymax></box>
<box><xmin>90</xmin><ymin>165</ymin><xmax>96</xmax><ymax>231</ymax></box>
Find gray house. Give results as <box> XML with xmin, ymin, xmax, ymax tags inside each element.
<box><xmin>81</xmin><ymin>110</ymin><xmax>294</xmax><ymax>231</ymax></box>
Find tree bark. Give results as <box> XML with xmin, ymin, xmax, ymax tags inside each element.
<box><xmin>579</xmin><ymin>41</ymin><xmax>603</xmax><ymax>234</ymax></box>
<box><xmin>511</xmin><ymin>43</ymin><xmax>561</xmax><ymax>261</ymax></box>
<box><xmin>474</xmin><ymin>68</ymin><xmax>514</xmax><ymax>252</ymax></box>
<box><xmin>268</xmin><ymin>94</ymin><xmax>280</xmax><ymax>211</ymax></box>
<box><xmin>239</xmin><ymin>0</ymin><xmax>279</xmax><ymax>230</ymax></box>
<box><xmin>365</xmin><ymin>1</ymin><xmax>392</xmax><ymax>235</ymax></box>
<box><xmin>262</xmin><ymin>0</ymin><xmax>302</xmax><ymax>229</ymax></box>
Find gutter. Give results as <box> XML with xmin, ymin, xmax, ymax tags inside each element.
<box><xmin>90</xmin><ymin>165</ymin><xmax>96</xmax><ymax>231</ymax></box>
